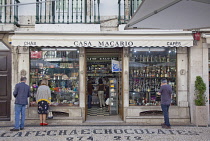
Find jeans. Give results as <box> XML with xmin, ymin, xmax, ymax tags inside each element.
<box><xmin>14</xmin><ymin>104</ymin><xmax>26</xmax><ymax>129</ymax></box>
<box><xmin>88</xmin><ymin>95</ymin><xmax>92</xmax><ymax>108</ymax></box>
<box><xmin>161</xmin><ymin>104</ymin><xmax>170</xmax><ymax>127</ymax></box>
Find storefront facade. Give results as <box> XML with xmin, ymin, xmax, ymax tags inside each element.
<box><xmin>8</xmin><ymin>31</ymin><xmax>197</xmax><ymax>125</ymax></box>
<box><xmin>0</xmin><ymin>0</ymin><xmax>209</xmax><ymax>127</ymax></box>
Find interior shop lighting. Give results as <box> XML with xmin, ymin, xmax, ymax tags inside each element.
<box><xmin>134</xmin><ymin>48</ymin><xmax>165</xmax><ymax>52</ymax></box>
<box><xmin>41</xmin><ymin>48</ymin><xmax>77</xmax><ymax>51</ymax></box>
<box><xmin>57</xmin><ymin>48</ymin><xmax>78</xmax><ymax>51</ymax></box>
<box><xmin>41</xmin><ymin>48</ymin><xmax>56</xmax><ymax>51</ymax></box>
<box><xmin>134</xmin><ymin>48</ymin><xmax>149</xmax><ymax>52</ymax></box>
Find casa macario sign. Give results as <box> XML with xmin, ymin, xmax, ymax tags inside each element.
<box><xmin>10</xmin><ymin>34</ymin><xmax>193</xmax><ymax>47</ymax></box>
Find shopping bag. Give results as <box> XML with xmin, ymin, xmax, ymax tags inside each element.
<box><xmin>105</xmin><ymin>98</ymin><xmax>110</xmax><ymax>105</ymax></box>
<box><xmin>48</xmin><ymin>111</ymin><xmax>53</xmax><ymax>119</ymax></box>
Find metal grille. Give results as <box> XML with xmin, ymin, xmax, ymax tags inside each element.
<box><xmin>118</xmin><ymin>0</ymin><xmax>142</xmax><ymax>24</ymax></box>
<box><xmin>36</xmin><ymin>0</ymin><xmax>100</xmax><ymax>24</ymax></box>
<box><xmin>0</xmin><ymin>0</ymin><xmax>19</xmax><ymax>24</ymax></box>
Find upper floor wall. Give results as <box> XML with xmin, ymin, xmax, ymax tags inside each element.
<box><xmin>0</xmin><ymin>0</ymin><xmax>141</xmax><ymax>31</ymax></box>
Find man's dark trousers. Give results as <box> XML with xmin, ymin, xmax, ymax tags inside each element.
<box><xmin>161</xmin><ymin>104</ymin><xmax>170</xmax><ymax>126</ymax></box>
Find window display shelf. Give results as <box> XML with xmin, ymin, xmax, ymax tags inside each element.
<box><xmin>87</xmin><ymin>60</ymin><xmax>118</xmax><ymax>77</ymax></box>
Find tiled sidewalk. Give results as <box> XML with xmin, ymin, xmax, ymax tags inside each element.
<box><xmin>0</xmin><ymin>125</ymin><xmax>209</xmax><ymax>141</ymax></box>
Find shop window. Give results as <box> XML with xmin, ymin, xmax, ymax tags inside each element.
<box><xmin>129</xmin><ymin>47</ymin><xmax>177</xmax><ymax>106</ymax></box>
<box><xmin>29</xmin><ymin>48</ymin><xmax>79</xmax><ymax>107</ymax></box>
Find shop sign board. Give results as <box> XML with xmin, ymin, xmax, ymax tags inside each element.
<box><xmin>10</xmin><ymin>34</ymin><xmax>193</xmax><ymax>47</ymax></box>
<box><xmin>21</xmin><ymin>41</ymin><xmax>134</xmax><ymax>48</ymax></box>
<box><xmin>14</xmin><ymin>40</ymin><xmax>192</xmax><ymax>47</ymax></box>
<box><xmin>74</xmin><ymin>41</ymin><xmax>134</xmax><ymax>47</ymax></box>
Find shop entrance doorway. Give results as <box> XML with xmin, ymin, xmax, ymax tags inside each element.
<box><xmin>85</xmin><ymin>48</ymin><xmax>123</xmax><ymax>122</ymax></box>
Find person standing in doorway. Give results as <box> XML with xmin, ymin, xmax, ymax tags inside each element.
<box><xmin>36</xmin><ymin>79</ymin><xmax>51</xmax><ymax>126</ymax></box>
<box><xmin>104</xmin><ymin>78</ymin><xmax>110</xmax><ymax>101</ymax></box>
<box><xmin>10</xmin><ymin>77</ymin><xmax>30</xmax><ymax>131</ymax></box>
<box><xmin>97</xmin><ymin>78</ymin><xmax>105</xmax><ymax>108</ymax></box>
<box><xmin>87</xmin><ymin>79</ymin><xmax>93</xmax><ymax>108</ymax></box>
<box><xmin>157</xmin><ymin>79</ymin><xmax>172</xmax><ymax>129</ymax></box>
<box><xmin>104</xmin><ymin>78</ymin><xmax>110</xmax><ymax>112</ymax></box>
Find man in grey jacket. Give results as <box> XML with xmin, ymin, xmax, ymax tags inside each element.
<box><xmin>157</xmin><ymin>79</ymin><xmax>172</xmax><ymax>129</ymax></box>
<box><xmin>10</xmin><ymin>77</ymin><xmax>30</xmax><ymax>131</ymax></box>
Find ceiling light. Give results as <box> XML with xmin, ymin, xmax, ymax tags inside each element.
<box><xmin>134</xmin><ymin>48</ymin><xmax>165</xmax><ymax>52</ymax></box>
<box><xmin>57</xmin><ymin>48</ymin><xmax>78</xmax><ymax>51</ymax></box>
<box><xmin>41</xmin><ymin>48</ymin><xmax>56</xmax><ymax>51</ymax></box>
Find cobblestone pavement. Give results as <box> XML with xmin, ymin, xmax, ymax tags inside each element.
<box><xmin>0</xmin><ymin>125</ymin><xmax>210</xmax><ymax>141</ymax></box>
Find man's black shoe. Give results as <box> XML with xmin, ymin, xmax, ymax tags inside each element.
<box><xmin>10</xmin><ymin>128</ymin><xmax>19</xmax><ymax>131</ymax></box>
<box><xmin>20</xmin><ymin>128</ymin><xmax>24</xmax><ymax>130</ymax></box>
